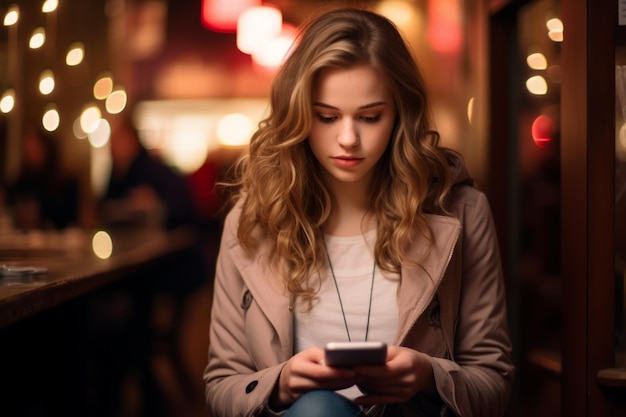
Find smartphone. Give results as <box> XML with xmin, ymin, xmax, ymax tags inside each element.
<box><xmin>324</xmin><ymin>341</ymin><xmax>387</xmax><ymax>367</ymax></box>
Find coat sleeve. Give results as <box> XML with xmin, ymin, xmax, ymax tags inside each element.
<box><xmin>203</xmin><ymin>208</ymin><xmax>286</xmax><ymax>417</ymax></box>
<box><xmin>431</xmin><ymin>189</ymin><xmax>515</xmax><ymax>417</ymax></box>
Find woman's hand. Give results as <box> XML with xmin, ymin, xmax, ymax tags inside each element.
<box><xmin>270</xmin><ymin>346</ymin><xmax>362</xmax><ymax>409</ymax></box>
<box><xmin>353</xmin><ymin>345</ymin><xmax>435</xmax><ymax>405</ymax></box>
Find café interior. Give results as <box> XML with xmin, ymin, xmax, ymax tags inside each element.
<box><xmin>0</xmin><ymin>0</ymin><xmax>624</xmax><ymax>416</ymax></box>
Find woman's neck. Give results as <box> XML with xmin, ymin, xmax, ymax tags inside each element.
<box><xmin>323</xmin><ymin>178</ymin><xmax>376</xmax><ymax>237</ymax></box>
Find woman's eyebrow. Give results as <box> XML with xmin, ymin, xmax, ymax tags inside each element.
<box><xmin>312</xmin><ymin>101</ymin><xmax>389</xmax><ymax>110</ymax></box>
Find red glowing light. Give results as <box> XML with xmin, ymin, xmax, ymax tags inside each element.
<box><xmin>531</xmin><ymin>115</ymin><xmax>554</xmax><ymax>147</ymax></box>
<box><xmin>427</xmin><ymin>0</ymin><xmax>462</xmax><ymax>53</ymax></box>
<box><xmin>201</xmin><ymin>0</ymin><xmax>261</xmax><ymax>32</ymax></box>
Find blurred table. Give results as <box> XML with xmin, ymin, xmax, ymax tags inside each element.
<box><xmin>0</xmin><ymin>227</ymin><xmax>194</xmax><ymax>328</ymax></box>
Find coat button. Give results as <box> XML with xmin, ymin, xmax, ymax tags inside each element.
<box><xmin>245</xmin><ymin>380</ymin><xmax>258</xmax><ymax>393</ymax></box>
<box><xmin>241</xmin><ymin>290</ymin><xmax>253</xmax><ymax>310</ymax></box>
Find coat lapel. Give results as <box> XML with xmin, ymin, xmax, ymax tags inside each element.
<box><xmin>233</xmin><ymin>242</ymin><xmax>294</xmax><ymax>357</ymax></box>
<box><xmin>396</xmin><ymin>214</ymin><xmax>461</xmax><ymax>344</ymax></box>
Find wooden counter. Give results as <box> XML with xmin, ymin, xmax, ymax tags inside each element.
<box><xmin>0</xmin><ymin>227</ymin><xmax>194</xmax><ymax>328</ymax></box>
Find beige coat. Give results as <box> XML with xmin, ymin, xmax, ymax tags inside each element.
<box><xmin>204</xmin><ymin>181</ymin><xmax>514</xmax><ymax>417</ymax></box>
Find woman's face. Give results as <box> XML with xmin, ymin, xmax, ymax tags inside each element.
<box><xmin>308</xmin><ymin>65</ymin><xmax>396</xmax><ymax>191</ymax></box>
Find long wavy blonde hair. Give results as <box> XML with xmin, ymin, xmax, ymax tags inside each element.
<box><xmin>223</xmin><ymin>8</ymin><xmax>456</xmax><ymax>302</ymax></box>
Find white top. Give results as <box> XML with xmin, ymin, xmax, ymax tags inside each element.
<box><xmin>293</xmin><ymin>229</ymin><xmax>399</xmax><ymax>399</ymax></box>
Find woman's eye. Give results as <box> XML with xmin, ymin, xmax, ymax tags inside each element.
<box><xmin>361</xmin><ymin>115</ymin><xmax>381</xmax><ymax>123</ymax></box>
<box><xmin>316</xmin><ymin>114</ymin><xmax>337</xmax><ymax>123</ymax></box>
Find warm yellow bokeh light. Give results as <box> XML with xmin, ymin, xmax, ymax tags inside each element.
<box><xmin>80</xmin><ymin>106</ymin><xmax>102</xmax><ymax>134</ymax></box>
<box><xmin>252</xmin><ymin>33</ymin><xmax>294</xmax><ymax>69</ymax></box>
<box><xmin>42</xmin><ymin>0</ymin><xmax>59</xmax><ymax>13</ymax></box>
<box><xmin>376</xmin><ymin>0</ymin><xmax>416</xmax><ymax>29</ymax></box>
<box><xmin>4</xmin><ymin>5</ymin><xmax>19</xmax><ymax>26</ymax></box>
<box><xmin>66</xmin><ymin>42</ymin><xmax>85</xmax><ymax>66</ymax></box>
<box><xmin>546</xmin><ymin>18</ymin><xmax>563</xmax><ymax>42</ymax></box>
<box><xmin>73</xmin><ymin>116</ymin><xmax>88</xmax><ymax>139</ymax></box>
<box><xmin>160</xmin><ymin>118</ymin><xmax>212</xmax><ymax>174</ymax></box>
<box><xmin>132</xmin><ymin>98</ymin><xmax>269</xmax><ymax>174</ymax></box>
<box><xmin>548</xmin><ymin>31</ymin><xmax>563</xmax><ymax>42</ymax></box>
<box><xmin>42</xmin><ymin>105</ymin><xmax>60</xmax><ymax>132</ymax></box>
<box><xmin>526</xmin><ymin>75</ymin><xmax>548</xmax><ymax>95</ymax></box>
<box><xmin>546</xmin><ymin>18</ymin><xmax>563</xmax><ymax>33</ymax></box>
<box><xmin>88</xmin><ymin>119</ymin><xmax>111</xmax><ymax>148</ymax></box>
<box><xmin>217</xmin><ymin>113</ymin><xmax>254</xmax><ymax>146</ymax></box>
<box><xmin>105</xmin><ymin>89</ymin><xmax>128</xmax><ymax>114</ymax></box>
<box><xmin>29</xmin><ymin>27</ymin><xmax>46</xmax><ymax>49</ymax></box>
<box><xmin>93</xmin><ymin>76</ymin><xmax>113</xmax><ymax>100</ymax></box>
<box><xmin>0</xmin><ymin>89</ymin><xmax>15</xmax><ymax>113</ymax></box>
<box><xmin>39</xmin><ymin>70</ymin><xmax>55</xmax><ymax>95</ymax></box>
<box><xmin>527</xmin><ymin>52</ymin><xmax>547</xmax><ymax>70</ymax></box>
<box><xmin>92</xmin><ymin>230</ymin><xmax>113</xmax><ymax>259</ymax></box>
<box><xmin>467</xmin><ymin>97</ymin><xmax>475</xmax><ymax>125</ymax></box>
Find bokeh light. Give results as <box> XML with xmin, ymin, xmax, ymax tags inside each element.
<box><xmin>39</xmin><ymin>70</ymin><xmax>55</xmax><ymax>95</ymax></box>
<box><xmin>251</xmin><ymin>25</ymin><xmax>295</xmax><ymax>69</ymax></box>
<box><xmin>531</xmin><ymin>114</ymin><xmax>555</xmax><ymax>147</ymax></box>
<box><xmin>217</xmin><ymin>113</ymin><xmax>254</xmax><ymax>146</ymax></box>
<box><xmin>547</xmin><ymin>64</ymin><xmax>562</xmax><ymax>84</ymax></box>
<box><xmin>160</xmin><ymin>117</ymin><xmax>213</xmax><ymax>173</ymax></box>
<box><xmin>88</xmin><ymin>118</ymin><xmax>111</xmax><ymax>148</ymax></box>
<box><xmin>427</xmin><ymin>0</ymin><xmax>462</xmax><ymax>53</ymax></box>
<box><xmin>105</xmin><ymin>88</ymin><xmax>127</xmax><ymax>114</ymax></box>
<box><xmin>0</xmin><ymin>89</ymin><xmax>15</xmax><ymax>113</ymax></box>
<box><xmin>42</xmin><ymin>0</ymin><xmax>59</xmax><ymax>13</ymax></box>
<box><xmin>376</xmin><ymin>1</ymin><xmax>416</xmax><ymax>29</ymax></box>
<box><xmin>4</xmin><ymin>5</ymin><xmax>19</xmax><ymax>26</ymax></box>
<box><xmin>94</xmin><ymin>75</ymin><xmax>113</xmax><ymax>100</ymax></box>
<box><xmin>202</xmin><ymin>0</ymin><xmax>261</xmax><ymax>32</ymax></box>
<box><xmin>237</xmin><ymin>6</ymin><xmax>282</xmax><ymax>55</ymax></box>
<box><xmin>80</xmin><ymin>105</ymin><xmax>102</xmax><ymax>134</ymax></box>
<box><xmin>73</xmin><ymin>116</ymin><xmax>88</xmax><ymax>139</ymax></box>
<box><xmin>42</xmin><ymin>105</ymin><xmax>60</xmax><ymax>132</ymax></box>
<box><xmin>92</xmin><ymin>230</ymin><xmax>113</xmax><ymax>259</ymax></box>
<box><xmin>526</xmin><ymin>75</ymin><xmax>548</xmax><ymax>95</ymax></box>
<box><xmin>29</xmin><ymin>27</ymin><xmax>46</xmax><ymax>49</ymax></box>
<box><xmin>527</xmin><ymin>52</ymin><xmax>547</xmax><ymax>70</ymax></box>
<box><xmin>66</xmin><ymin>42</ymin><xmax>85</xmax><ymax>66</ymax></box>
<box><xmin>467</xmin><ymin>97</ymin><xmax>475</xmax><ymax>125</ymax></box>
<box><xmin>546</xmin><ymin>17</ymin><xmax>563</xmax><ymax>42</ymax></box>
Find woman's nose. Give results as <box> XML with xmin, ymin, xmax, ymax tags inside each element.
<box><xmin>337</xmin><ymin>118</ymin><xmax>359</xmax><ymax>148</ymax></box>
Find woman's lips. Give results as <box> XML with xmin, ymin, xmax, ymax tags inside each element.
<box><xmin>331</xmin><ymin>156</ymin><xmax>363</xmax><ymax>168</ymax></box>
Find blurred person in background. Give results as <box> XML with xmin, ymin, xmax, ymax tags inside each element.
<box><xmin>93</xmin><ymin>115</ymin><xmax>208</xmax><ymax>417</ymax></box>
<box><xmin>101</xmin><ymin>116</ymin><xmax>198</xmax><ymax>231</ymax></box>
<box><xmin>5</xmin><ymin>125</ymin><xmax>80</xmax><ymax>231</ymax></box>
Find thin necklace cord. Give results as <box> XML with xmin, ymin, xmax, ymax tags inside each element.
<box><xmin>326</xmin><ymin>251</ymin><xmax>376</xmax><ymax>342</ymax></box>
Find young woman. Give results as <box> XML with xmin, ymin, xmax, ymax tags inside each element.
<box><xmin>204</xmin><ymin>8</ymin><xmax>514</xmax><ymax>417</ymax></box>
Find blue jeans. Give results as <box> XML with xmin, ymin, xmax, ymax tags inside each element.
<box><xmin>283</xmin><ymin>390</ymin><xmax>365</xmax><ymax>417</ymax></box>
